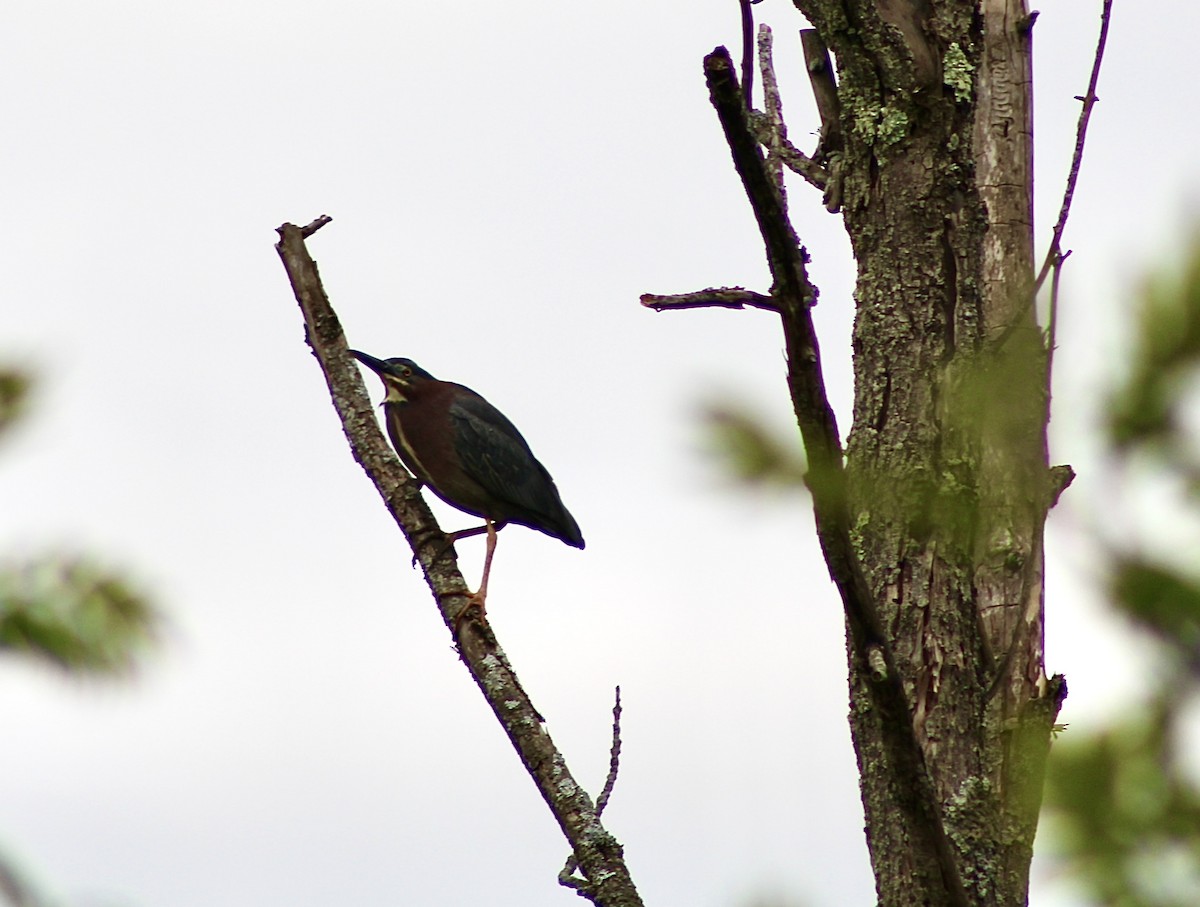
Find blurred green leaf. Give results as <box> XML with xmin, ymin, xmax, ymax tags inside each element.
<box><xmin>1045</xmin><ymin>236</ymin><xmax>1200</xmax><ymax>907</ymax></box>
<box><xmin>0</xmin><ymin>360</ymin><xmax>160</xmax><ymax>905</ymax></box>
<box><xmin>1110</xmin><ymin>241</ymin><xmax>1200</xmax><ymax>449</ymax></box>
<box><xmin>703</xmin><ymin>403</ymin><xmax>808</xmax><ymax>489</ymax></box>
<box><xmin>0</xmin><ymin>558</ymin><xmax>159</xmax><ymax>676</ymax></box>
<box><xmin>1045</xmin><ymin>704</ymin><xmax>1200</xmax><ymax>907</ymax></box>
<box><xmin>0</xmin><ymin>370</ymin><xmax>31</xmax><ymax>440</ymax></box>
<box><xmin>1111</xmin><ymin>559</ymin><xmax>1200</xmax><ymax>654</ymax></box>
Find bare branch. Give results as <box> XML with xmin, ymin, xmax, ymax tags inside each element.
<box><xmin>799</xmin><ymin>28</ymin><xmax>843</xmax><ymax>211</ymax></box>
<box><xmin>757</xmin><ymin>25</ymin><xmax>787</xmax><ymax>200</ymax></box>
<box><xmin>298</xmin><ymin>214</ymin><xmax>332</xmax><ymax>238</ymax></box>
<box><xmin>800</xmin><ymin>29</ymin><xmax>841</xmax><ymax>160</ymax></box>
<box><xmin>596</xmin><ymin>685</ymin><xmax>624</xmax><ymax>817</ymax></box>
<box><xmin>746</xmin><ymin>25</ymin><xmax>829</xmax><ymax>192</ymax></box>
<box><xmin>1033</xmin><ymin>0</ymin><xmax>1113</xmax><ymax>294</ymax></box>
<box><xmin>739</xmin><ymin>0</ymin><xmax>755</xmax><ymax>105</ymax></box>
<box><xmin>641</xmin><ymin>287</ymin><xmax>778</xmax><ymax>312</ymax></box>
<box><xmin>1048</xmin><ymin>464</ymin><xmax>1076</xmax><ymax>507</ymax></box>
<box><xmin>748</xmin><ymin>121</ymin><xmax>829</xmax><ymax>190</ymax></box>
<box><xmin>699</xmin><ymin>48</ymin><xmax>971</xmax><ymax>907</ymax></box>
<box><xmin>560</xmin><ymin>686</ymin><xmax>626</xmax><ymax>899</ymax></box>
<box><xmin>993</xmin><ymin>0</ymin><xmax>1110</xmax><ymax>353</ymax></box>
<box><xmin>1045</xmin><ymin>248</ymin><xmax>1072</xmax><ymax>396</ymax></box>
<box><xmin>703</xmin><ymin>48</ymin><xmax>811</xmax><ymax>307</ymax></box>
<box><xmin>275</xmin><ymin>222</ymin><xmax>643</xmax><ymax>907</ymax></box>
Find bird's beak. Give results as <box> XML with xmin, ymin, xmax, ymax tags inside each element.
<box><xmin>349</xmin><ymin>349</ymin><xmax>389</xmax><ymax>375</ymax></box>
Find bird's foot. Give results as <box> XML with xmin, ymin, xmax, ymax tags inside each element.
<box><xmin>430</xmin><ymin>531</ymin><xmax>460</xmax><ymax>564</ymax></box>
<box><xmin>452</xmin><ymin>591</ymin><xmax>488</xmax><ymax>637</ymax></box>
<box><xmin>411</xmin><ymin>529</ymin><xmax>459</xmax><ymax>569</ymax></box>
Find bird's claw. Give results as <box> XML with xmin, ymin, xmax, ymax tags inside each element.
<box><xmin>431</xmin><ymin>532</ymin><xmax>459</xmax><ymax>564</ymax></box>
<box><xmin>452</xmin><ymin>593</ymin><xmax>488</xmax><ymax>638</ymax></box>
<box><xmin>410</xmin><ymin>528</ymin><xmax>458</xmax><ymax>569</ymax></box>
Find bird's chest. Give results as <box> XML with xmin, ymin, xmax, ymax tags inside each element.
<box><xmin>385</xmin><ymin>403</ymin><xmax>465</xmax><ymax>492</ymax></box>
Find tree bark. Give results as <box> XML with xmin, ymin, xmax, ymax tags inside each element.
<box><xmin>790</xmin><ymin>2</ymin><xmax>1066</xmax><ymax>903</ymax></box>
<box><xmin>648</xmin><ymin>1</ymin><xmax>1075</xmax><ymax>902</ymax></box>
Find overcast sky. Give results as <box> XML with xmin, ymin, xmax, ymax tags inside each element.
<box><xmin>2</xmin><ymin>1</ymin><xmax>1197</xmax><ymax>905</ymax></box>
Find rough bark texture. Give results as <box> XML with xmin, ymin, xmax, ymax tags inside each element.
<box><xmin>785</xmin><ymin>2</ymin><xmax>1065</xmax><ymax>904</ymax></box>
<box><xmin>647</xmin><ymin>0</ymin><xmax>1084</xmax><ymax>899</ymax></box>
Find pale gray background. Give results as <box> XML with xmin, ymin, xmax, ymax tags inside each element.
<box><xmin>1</xmin><ymin>1</ymin><xmax>1195</xmax><ymax>905</ymax></box>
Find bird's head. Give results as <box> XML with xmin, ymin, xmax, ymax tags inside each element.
<box><xmin>350</xmin><ymin>350</ymin><xmax>437</xmax><ymax>403</ymax></box>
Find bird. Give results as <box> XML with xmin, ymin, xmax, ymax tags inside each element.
<box><xmin>350</xmin><ymin>350</ymin><xmax>584</xmax><ymax>625</ymax></box>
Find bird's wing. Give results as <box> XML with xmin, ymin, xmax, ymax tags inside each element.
<box><xmin>448</xmin><ymin>393</ymin><xmax>564</xmax><ymax>521</ymax></box>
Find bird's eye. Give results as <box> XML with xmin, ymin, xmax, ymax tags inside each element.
<box><xmin>400</xmin><ymin>367</ymin><xmax>412</xmax><ymax>378</ymax></box>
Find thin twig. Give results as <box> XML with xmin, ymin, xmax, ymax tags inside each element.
<box><xmin>641</xmin><ymin>287</ymin><xmax>778</xmax><ymax>312</ymax></box>
<box><xmin>1033</xmin><ymin>0</ymin><xmax>1112</xmax><ymax>294</ymax></box>
<box><xmin>757</xmin><ymin>24</ymin><xmax>786</xmax><ymax>201</ymax></box>
<box><xmin>739</xmin><ymin>0</ymin><xmax>755</xmax><ymax>106</ymax></box>
<box><xmin>560</xmin><ymin>686</ymin><xmax>626</xmax><ymax>897</ymax></box>
<box><xmin>799</xmin><ymin>28</ymin><xmax>843</xmax><ymax>210</ymax></box>
<box><xmin>596</xmin><ymin>686</ymin><xmax>623</xmax><ymax>817</ymax></box>
<box><xmin>298</xmin><ymin>214</ymin><xmax>332</xmax><ymax>238</ymax></box>
<box><xmin>275</xmin><ymin>222</ymin><xmax>643</xmax><ymax>907</ymax></box>
<box><xmin>747</xmin><ymin>121</ymin><xmax>829</xmax><ymax>189</ymax></box>
<box><xmin>800</xmin><ymin>29</ymin><xmax>842</xmax><ymax>161</ymax></box>
<box><xmin>751</xmin><ymin>25</ymin><xmax>831</xmax><ymax>193</ymax></box>
<box><xmin>1045</xmin><ymin>249</ymin><xmax>1071</xmax><ymax>398</ymax></box>
<box><xmin>994</xmin><ymin>0</ymin><xmax>1112</xmax><ymax>354</ymax></box>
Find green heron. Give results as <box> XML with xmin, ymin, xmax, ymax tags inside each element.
<box><xmin>351</xmin><ymin>350</ymin><xmax>584</xmax><ymax>621</ymax></box>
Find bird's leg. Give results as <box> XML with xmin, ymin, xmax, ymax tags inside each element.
<box><xmin>454</xmin><ymin>520</ymin><xmax>498</xmax><ymax>634</ymax></box>
<box><xmin>420</xmin><ymin>523</ymin><xmax>489</xmax><ymax>569</ymax></box>
<box><xmin>474</xmin><ymin>520</ymin><xmax>499</xmax><ymax>609</ymax></box>
<box><xmin>433</xmin><ymin>519</ymin><xmax>508</xmax><ymax>569</ymax></box>
<box><xmin>411</xmin><ymin>525</ymin><xmax>453</xmax><ymax>567</ymax></box>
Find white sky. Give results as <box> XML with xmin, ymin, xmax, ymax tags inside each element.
<box><xmin>1</xmin><ymin>1</ymin><xmax>1196</xmax><ymax>905</ymax></box>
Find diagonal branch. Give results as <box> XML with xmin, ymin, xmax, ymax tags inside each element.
<box><xmin>699</xmin><ymin>47</ymin><xmax>971</xmax><ymax>907</ymax></box>
<box><xmin>275</xmin><ymin>220</ymin><xmax>643</xmax><ymax>907</ymax></box>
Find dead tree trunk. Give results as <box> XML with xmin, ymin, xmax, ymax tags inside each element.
<box><xmin>646</xmin><ymin>1</ymin><xmax>1090</xmax><ymax>902</ymax></box>
<box><xmin>821</xmin><ymin>2</ymin><xmax>1063</xmax><ymax>902</ymax></box>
